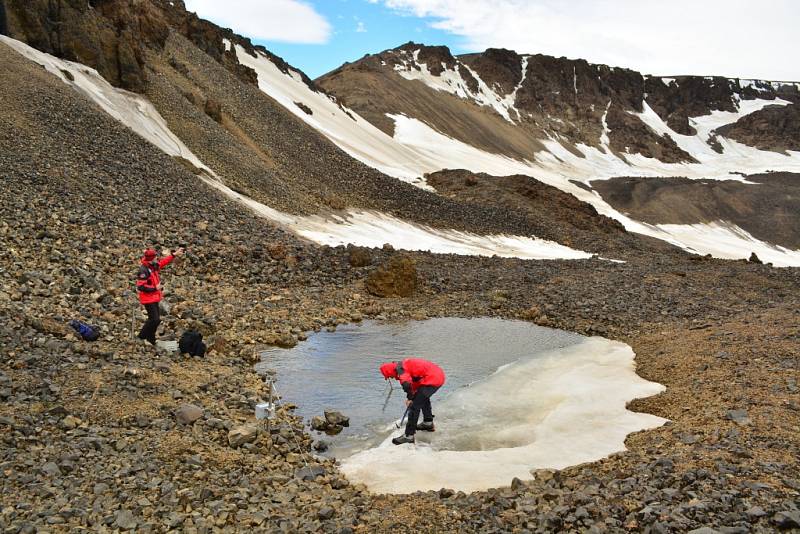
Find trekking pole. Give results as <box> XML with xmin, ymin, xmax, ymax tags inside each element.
<box><xmin>381</xmin><ymin>380</ymin><xmax>394</xmax><ymax>412</ymax></box>
<box><xmin>395</xmin><ymin>406</ymin><xmax>410</xmax><ymax>429</ymax></box>
<box><xmin>127</xmin><ymin>286</ymin><xmax>136</xmax><ymax>340</ymax></box>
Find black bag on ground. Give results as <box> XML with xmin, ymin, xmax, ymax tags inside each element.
<box><xmin>179</xmin><ymin>330</ymin><xmax>206</xmax><ymax>357</ymax></box>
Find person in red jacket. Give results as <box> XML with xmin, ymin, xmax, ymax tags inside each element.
<box><xmin>380</xmin><ymin>358</ymin><xmax>446</xmax><ymax>445</ymax></box>
<box><xmin>136</xmin><ymin>247</ymin><xmax>184</xmax><ymax>345</ymax></box>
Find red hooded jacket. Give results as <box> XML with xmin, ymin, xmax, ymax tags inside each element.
<box><xmin>136</xmin><ymin>254</ymin><xmax>174</xmax><ymax>304</ymax></box>
<box><xmin>380</xmin><ymin>358</ymin><xmax>445</xmax><ymax>398</ymax></box>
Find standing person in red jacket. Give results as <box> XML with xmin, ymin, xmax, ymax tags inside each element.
<box><xmin>136</xmin><ymin>247</ymin><xmax>184</xmax><ymax>345</ymax></box>
<box><xmin>380</xmin><ymin>358</ymin><xmax>446</xmax><ymax>445</ymax></box>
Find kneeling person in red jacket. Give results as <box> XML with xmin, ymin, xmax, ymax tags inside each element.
<box><xmin>136</xmin><ymin>247</ymin><xmax>184</xmax><ymax>345</ymax></box>
<box><xmin>380</xmin><ymin>358</ymin><xmax>446</xmax><ymax>445</ymax></box>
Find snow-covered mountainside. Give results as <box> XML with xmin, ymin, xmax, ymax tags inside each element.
<box><xmin>315</xmin><ymin>44</ymin><xmax>800</xmax><ymax>265</ymax></box>
<box><xmin>2</xmin><ymin>1</ymin><xmax>799</xmax><ymax>265</ymax></box>
<box><xmin>0</xmin><ymin>35</ymin><xmax>595</xmax><ymax>262</ymax></box>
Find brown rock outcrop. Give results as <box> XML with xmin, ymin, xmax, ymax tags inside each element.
<box><xmin>366</xmin><ymin>255</ymin><xmax>418</xmax><ymax>297</ymax></box>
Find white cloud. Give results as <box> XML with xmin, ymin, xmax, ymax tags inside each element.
<box><xmin>356</xmin><ymin>21</ymin><xmax>367</xmax><ymax>33</ymax></box>
<box><xmin>378</xmin><ymin>0</ymin><xmax>800</xmax><ymax>81</ymax></box>
<box><xmin>184</xmin><ymin>0</ymin><xmax>332</xmax><ymax>44</ymax></box>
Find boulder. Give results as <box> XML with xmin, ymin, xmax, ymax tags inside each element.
<box><xmin>61</xmin><ymin>415</ymin><xmax>82</xmax><ymax>430</ymax></box>
<box><xmin>228</xmin><ymin>424</ymin><xmax>259</xmax><ymax>447</ymax></box>
<box><xmin>115</xmin><ymin>509</ymin><xmax>138</xmax><ymax>531</ymax></box>
<box><xmin>774</xmin><ymin>511</ymin><xmax>800</xmax><ymax>529</ymax></box>
<box><xmin>726</xmin><ymin>409</ymin><xmax>751</xmax><ymax>425</ymax></box>
<box><xmin>295</xmin><ymin>465</ymin><xmax>325</xmax><ymax>481</ymax></box>
<box><xmin>310</xmin><ymin>416</ymin><xmax>328</xmax><ymax>431</ymax></box>
<box><xmin>347</xmin><ymin>245</ymin><xmax>372</xmax><ymax>267</ymax></box>
<box><xmin>748</xmin><ymin>252</ymin><xmax>763</xmax><ymax>264</ymax></box>
<box><xmin>175</xmin><ymin>403</ymin><xmax>204</xmax><ymax>425</ymax></box>
<box><xmin>366</xmin><ymin>255</ymin><xmax>418</xmax><ymax>297</ymax></box>
<box><xmin>267</xmin><ymin>243</ymin><xmax>288</xmax><ymax>260</ymax></box>
<box><xmin>324</xmin><ymin>410</ymin><xmax>349</xmax><ymax>427</ymax></box>
<box><xmin>204</xmin><ymin>98</ymin><xmax>223</xmax><ymax>123</ymax></box>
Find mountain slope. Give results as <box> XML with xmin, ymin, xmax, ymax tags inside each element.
<box><xmin>2</xmin><ymin>1</ymin><xmax>659</xmax><ymax>263</ymax></box>
<box><xmin>317</xmin><ymin>43</ymin><xmax>800</xmax><ymax>264</ymax></box>
<box><xmin>318</xmin><ymin>42</ymin><xmax>800</xmax><ymax>167</ymax></box>
<box><xmin>2</xmin><ymin>1</ymin><xmax>798</xmax><ymax>267</ymax></box>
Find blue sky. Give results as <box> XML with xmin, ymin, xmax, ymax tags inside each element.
<box><xmin>259</xmin><ymin>2</ymin><xmax>463</xmax><ymax>79</ymax></box>
<box><xmin>184</xmin><ymin>0</ymin><xmax>800</xmax><ymax>82</ymax></box>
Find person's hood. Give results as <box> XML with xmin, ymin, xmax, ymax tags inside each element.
<box><xmin>380</xmin><ymin>362</ymin><xmax>398</xmax><ymax>380</ymax></box>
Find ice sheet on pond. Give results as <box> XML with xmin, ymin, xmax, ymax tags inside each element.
<box><xmin>339</xmin><ymin>335</ymin><xmax>667</xmax><ymax>494</ymax></box>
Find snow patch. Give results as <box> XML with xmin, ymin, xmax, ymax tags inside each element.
<box><xmin>341</xmin><ymin>337</ymin><xmax>667</xmax><ymax>493</ymax></box>
<box><xmin>0</xmin><ymin>35</ymin><xmax>211</xmax><ymax>173</ymax></box>
<box><xmin>288</xmin><ymin>210</ymin><xmax>593</xmax><ymax>260</ymax></box>
<box><xmin>233</xmin><ymin>44</ymin><xmax>435</xmax><ymax>188</ymax></box>
<box><xmin>599</xmin><ymin>101</ymin><xmax>612</xmax><ymax>149</ymax></box>
<box><xmin>393</xmin><ymin>49</ymin><xmax>523</xmax><ymax>123</ymax></box>
<box><xmin>650</xmin><ymin>221</ymin><xmax>800</xmax><ymax>268</ymax></box>
<box><xmin>385</xmin><ymin>115</ymin><xmax>800</xmax><ymax>265</ymax></box>
<box><xmin>7</xmin><ymin>35</ymin><xmax>796</xmax><ymax>265</ymax></box>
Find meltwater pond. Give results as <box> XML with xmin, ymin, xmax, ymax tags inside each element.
<box><xmin>257</xmin><ymin>317</ymin><xmax>667</xmax><ymax>494</ymax></box>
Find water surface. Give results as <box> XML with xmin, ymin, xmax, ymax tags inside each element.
<box><xmin>257</xmin><ymin>318</ymin><xmax>584</xmax><ymax>454</ymax></box>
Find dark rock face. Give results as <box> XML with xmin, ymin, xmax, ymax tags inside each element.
<box><xmin>398</xmin><ymin>42</ymin><xmax>457</xmax><ymax>75</ymax></box>
<box><xmin>2</xmin><ymin>0</ymin><xmax>261</xmax><ymax>92</ymax></box>
<box><xmin>645</xmin><ymin>76</ymin><xmax>740</xmax><ymax>135</ymax></box>
<box><xmin>319</xmin><ymin>42</ymin><xmax>798</xmax><ymax>162</ymax></box>
<box><xmin>717</xmin><ymin>103</ymin><xmax>800</xmax><ymax>152</ymax></box>
<box><xmin>606</xmin><ymin>104</ymin><xmax>696</xmax><ymax>163</ymax></box>
<box><xmin>461</xmin><ymin>48</ymin><xmax>523</xmax><ymax>94</ymax></box>
<box><xmin>3</xmin><ymin>0</ymin><xmax>169</xmax><ymax>91</ymax></box>
<box><xmin>0</xmin><ymin>1</ymin><xmax>8</xmax><ymax>36</ymax></box>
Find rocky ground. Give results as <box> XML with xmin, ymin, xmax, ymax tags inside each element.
<box><xmin>1</xmin><ymin>10</ymin><xmax>799</xmax><ymax>534</ymax></box>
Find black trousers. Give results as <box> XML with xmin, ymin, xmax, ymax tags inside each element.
<box><xmin>138</xmin><ymin>302</ymin><xmax>161</xmax><ymax>345</ymax></box>
<box><xmin>405</xmin><ymin>385</ymin><xmax>439</xmax><ymax>436</ymax></box>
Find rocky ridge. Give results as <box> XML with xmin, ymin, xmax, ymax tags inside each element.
<box><xmin>317</xmin><ymin>42</ymin><xmax>800</xmax><ymax>162</ymax></box>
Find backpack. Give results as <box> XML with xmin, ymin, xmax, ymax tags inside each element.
<box><xmin>179</xmin><ymin>330</ymin><xmax>206</xmax><ymax>357</ymax></box>
<box><xmin>69</xmin><ymin>320</ymin><xmax>100</xmax><ymax>342</ymax></box>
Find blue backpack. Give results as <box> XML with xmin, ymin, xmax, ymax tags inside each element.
<box><xmin>69</xmin><ymin>320</ymin><xmax>100</xmax><ymax>342</ymax></box>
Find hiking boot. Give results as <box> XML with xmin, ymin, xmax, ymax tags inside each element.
<box><xmin>416</xmin><ymin>421</ymin><xmax>435</xmax><ymax>432</ymax></box>
<box><xmin>392</xmin><ymin>434</ymin><xmax>415</xmax><ymax>445</ymax></box>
